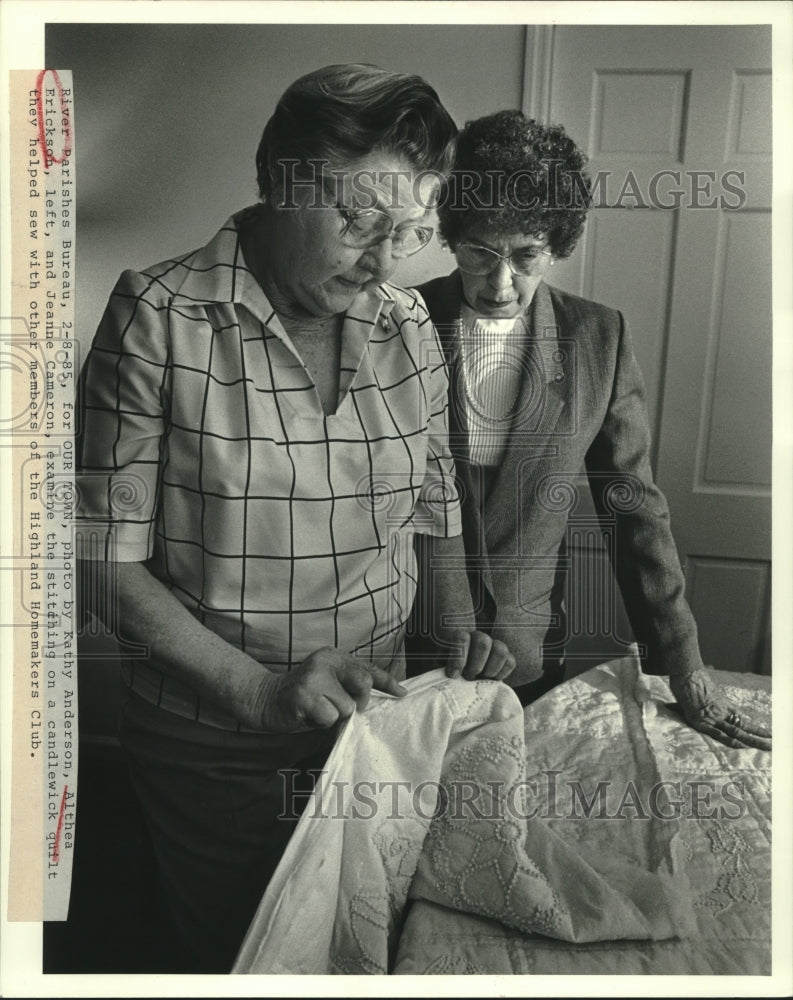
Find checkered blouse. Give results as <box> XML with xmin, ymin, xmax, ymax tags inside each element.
<box><xmin>76</xmin><ymin>209</ymin><xmax>461</xmax><ymax>725</ymax></box>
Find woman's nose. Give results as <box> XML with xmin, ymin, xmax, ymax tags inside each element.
<box><xmin>487</xmin><ymin>258</ymin><xmax>514</xmax><ymax>290</ymax></box>
<box><xmin>359</xmin><ymin>238</ymin><xmax>396</xmax><ymax>277</ymax></box>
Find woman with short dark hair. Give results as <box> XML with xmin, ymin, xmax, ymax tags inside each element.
<box><xmin>417</xmin><ymin>109</ymin><xmax>772</xmax><ymax>748</ymax></box>
<box><xmin>255</xmin><ymin>62</ymin><xmax>457</xmax><ymax>201</ymax></box>
<box><xmin>438</xmin><ymin>109</ymin><xmax>590</xmax><ymax>257</ymax></box>
<box><xmin>75</xmin><ymin>64</ymin><xmax>515</xmax><ymax>972</ymax></box>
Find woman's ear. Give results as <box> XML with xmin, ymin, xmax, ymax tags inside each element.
<box><xmin>267</xmin><ymin>165</ymin><xmax>287</xmax><ymax>208</ymax></box>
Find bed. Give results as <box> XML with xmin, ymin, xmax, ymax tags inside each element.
<box><xmin>232</xmin><ymin>657</ymin><xmax>771</xmax><ymax>976</ymax></box>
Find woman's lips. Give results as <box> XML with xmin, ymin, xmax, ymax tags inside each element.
<box><xmin>479</xmin><ymin>297</ymin><xmax>517</xmax><ymax>310</ymax></box>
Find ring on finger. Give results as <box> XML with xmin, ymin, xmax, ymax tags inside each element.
<box><xmin>726</xmin><ymin>710</ymin><xmax>741</xmax><ymax>727</ymax></box>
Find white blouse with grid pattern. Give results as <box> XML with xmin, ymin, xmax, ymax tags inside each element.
<box><xmin>75</xmin><ymin>209</ymin><xmax>461</xmax><ymax>727</ymax></box>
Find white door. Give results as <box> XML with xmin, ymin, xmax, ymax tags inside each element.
<box><xmin>534</xmin><ymin>25</ymin><xmax>772</xmax><ymax>674</ymax></box>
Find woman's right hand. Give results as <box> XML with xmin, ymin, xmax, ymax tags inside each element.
<box><xmin>253</xmin><ymin>647</ymin><xmax>408</xmax><ymax>733</ymax></box>
<box><xmin>106</xmin><ymin>563</ymin><xmax>406</xmax><ymax>735</ymax></box>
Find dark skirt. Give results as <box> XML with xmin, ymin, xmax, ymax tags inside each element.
<box><xmin>119</xmin><ymin>692</ymin><xmax>336</xmax><ymax>972</ymax></box>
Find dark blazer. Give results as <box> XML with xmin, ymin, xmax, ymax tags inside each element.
<box><xmin>415</xmin><ymin>271</ymin><xmax>703</xmax><ymax>684</ymax></box>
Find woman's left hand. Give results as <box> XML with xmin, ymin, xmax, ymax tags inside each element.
<box><xmin>669</xmin><ymin>667</ymin><xmax>771</xmax><ymax>750</ymax></box>
<box><xmin>440</xmin><ymin>628</ymin><xmax>517</xmax><ymax>682</ymax></box>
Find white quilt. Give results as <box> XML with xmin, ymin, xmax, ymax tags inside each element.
<box><xmin>394</xmin><ymin>663</ymin><xmax>772</xmax><ymax>975</ymax></box>
<box><xmin>230</xmin><ymin>658</ymin><xmax>771</xmax><ymax>975</ymax></box>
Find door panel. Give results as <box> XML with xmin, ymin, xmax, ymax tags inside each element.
<box><xmin>686</xmin><ymin>556</ymin><xmax>771</xmax><ymax>675</ymax></box>
<box><xmin>537</xmin><ymin>25</ymin><xmax>772</xmax><ymax>674</ymax></box>
<box><xmin>582</xmin><ymin>209</ymin><xmax>677</xmax><ymax>448</ymax></box>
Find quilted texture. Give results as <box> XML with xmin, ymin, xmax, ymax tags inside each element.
<box><xmin>231</xmin><ymin>659</ymin><xmax>744</xmax><ymax>975</ymax></box>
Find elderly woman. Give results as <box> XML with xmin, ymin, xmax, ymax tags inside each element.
<box><xmin>415</xmin><ymin>109</ymin><xmax>772</xmax><ymax>748</ymax></box>
<box><xmin>75</xmin><ymin>65</ymin><xmax>514</xmax><ymax>972</ymax></box>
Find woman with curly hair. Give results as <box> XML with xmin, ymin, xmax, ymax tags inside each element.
<box><xmin>414</xmin><ymin>110</ymin><xmax>771</xmax><ymax>750</ymax></box>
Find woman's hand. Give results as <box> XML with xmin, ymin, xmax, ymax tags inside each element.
<box><xmin>253</xmin><ymin>647</ymin><xmax>407</xmax><ymax>733</ymax></box>
<box><xmin>439</xmin><ymin>628</ymin><xmax>517</xmax><ymax>682</ymax></box>
<box><xmin>669</xmin><ymin>667</ymin><xmax>771</xmax><ymax>751</ymax></box>
<box><xmin>414</xmin><ymin>535</ymin><xmax>516</xmax><ymax>683</ymax></box>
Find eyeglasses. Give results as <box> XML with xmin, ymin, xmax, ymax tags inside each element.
<box><xmin>455</xmin><ymin>242</ymin><xmax>552</xmax><ymax>277</ymax></box>
<box><xmin>337</xmin><ymin>206</ymin><xmax>434</xmax><ymax>258</ymax></box>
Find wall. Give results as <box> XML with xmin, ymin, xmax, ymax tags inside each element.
<box><xmin>46</xmin><ymin>23</ymin><xmax>527</xmax><ymax>357</ymax></box>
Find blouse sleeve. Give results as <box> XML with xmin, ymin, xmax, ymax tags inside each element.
<box><xmin>411</xmin><ymin>289</ymin><xmax>462</xmax><ymax>538</ymax></box>
<box><xmin>75</xmin><ymin>269</ymin><xmax>171</xmax><ymax>562</ymax></box>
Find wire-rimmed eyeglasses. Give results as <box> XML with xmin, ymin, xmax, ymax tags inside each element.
<box><xmin>337</xmin><ymin>206</ymin><xmax>434</xmax><ymax>258</ymax></box>
<box><xmin>455</xmin><ymin>242</ymin><xmax>553</xmax><ymax>276</ymax></box>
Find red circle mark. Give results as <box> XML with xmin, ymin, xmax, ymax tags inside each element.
<box><xmin>35</xmin><ymin>69</ymin><xmax>72</xmax><ymax>169</ymax></box>
<box><xmin>52</xmin><ymin>784</ymin><xmax>69</xmax><ymax>864</ymax></box>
